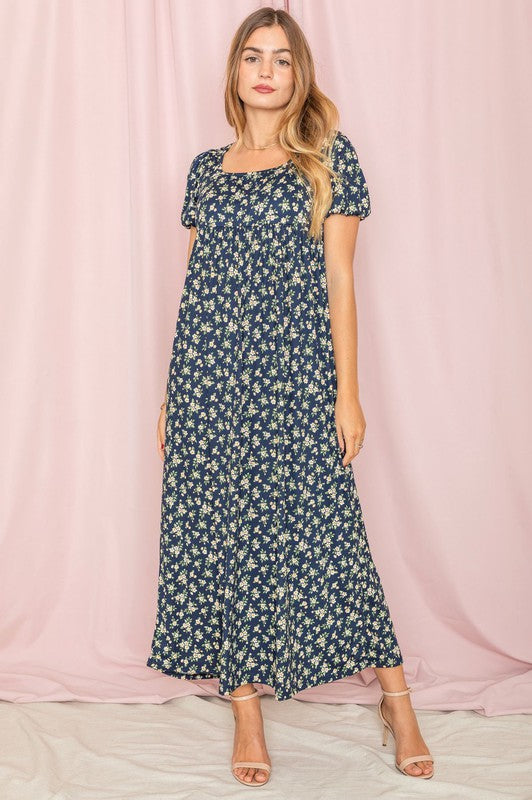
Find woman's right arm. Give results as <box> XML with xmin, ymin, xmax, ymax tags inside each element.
<box><xmin>186</xmin><ymin>224</ymin><xmax>197</xmax><ymax>264</ymax></box>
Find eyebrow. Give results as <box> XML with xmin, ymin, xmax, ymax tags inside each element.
<box><xmin>242</xmin><ymin>47</ymin><xmax>291</xmax><ymax>54</ymax></box>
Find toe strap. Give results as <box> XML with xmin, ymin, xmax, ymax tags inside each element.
<box><xmin>397</xmin><ymin>754</ymin><xmax>434</xmax><ymax>771</ymax></box>
<box><xmin>232</xmin><ymin>761</ymin><xmax>271</xmax><ymax>772</ymax></box>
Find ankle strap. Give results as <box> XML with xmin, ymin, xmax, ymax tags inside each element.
<box><xmin>382</xmin><ymin>686</ymin><xmax>412</xmax><ymax>696</ymax></box>
<box><xmin>230</xmin><ymin>689</ymin><xmax>259</xmax><ymax>701</ymax></box>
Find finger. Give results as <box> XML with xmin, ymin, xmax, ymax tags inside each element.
<box><xmin>156</xmin><ymin>425</ymin><xmax>165</xmax><ymax>459</ymax></box>
<box><xmin>343</xmin><ymin>434</ymin><xmax>358</xmax><ymax>465</ymax></box>
<box><xmin>351</xmin><ymin>440</ymin><xmax>364</xmax><ymax>459</ymax></box>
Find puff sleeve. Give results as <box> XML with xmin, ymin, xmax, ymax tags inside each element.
<box><xmin>325</xmin><ymin>131</ymin><xmax>371</xmax><ymax>220</ymax></box>
<box><xmin>180</xmin><ymin>154</ymin><xmax>201</xmax><ymax>229</ymax></box>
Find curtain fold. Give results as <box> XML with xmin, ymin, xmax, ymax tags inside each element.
<box><xmin>0</xmin><ymin>0</ymin><xmax>530</xmax><ymax>714</ymax></box>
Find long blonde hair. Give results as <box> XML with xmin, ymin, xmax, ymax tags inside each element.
<box><xmin>223</xmin><ymin>7</ymin><xmax>341</xmax><ymax>241</ymax></box>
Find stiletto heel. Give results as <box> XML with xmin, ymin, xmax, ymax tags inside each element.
<box><xmin>381</xmin><ymin>721</ymin><xmax>389</xmax><ymax>746</ymax></box>
<box><xmin>230</xmin><ymin>687</ymin><xmax>272</xmax><ymax>787</ymax></box>
<box><xmin>377</xmin><ymin>686</ymin><xmax>435</xmax><ymax>779</ymax></box>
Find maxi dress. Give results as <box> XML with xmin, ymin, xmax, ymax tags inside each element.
<box><xmin>146</xmin><ymin>130</ymin><xmax>404</xmax><ymax>701</ymax></box>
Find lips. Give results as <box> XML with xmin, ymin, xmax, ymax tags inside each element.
<box><xmin>253</xmin><ymin>85</ymin><xmax>274</xmax><ymax>93</ymax></box>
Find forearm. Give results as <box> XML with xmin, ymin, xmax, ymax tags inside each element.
<box><xmin>327</xmin><ymin>272</ymin><xmax>360</xmax><ymax>399</ymax></box>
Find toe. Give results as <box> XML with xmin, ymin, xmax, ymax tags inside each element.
<box><xmin>406</xmin><ymin>763</ymin><xmax>422</xmax><ymax>775</ymax></box>
<box><xmin>255</xmin><ymin>769</ymin><xmax>267</xmax><ymax>782</ymax></box>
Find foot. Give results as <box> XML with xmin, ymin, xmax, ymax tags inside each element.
<box><xmin>381</xmin><ymin>692</ymin><xmax>434</xmax><ymax>777</ymax></box>
<box><xmin>231</xmin><ymin>689</ymin><xmax>271</xmax><ymax>785</ymax></box>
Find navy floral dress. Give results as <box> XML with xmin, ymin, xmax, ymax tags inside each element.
<box><xmin>146</xmin><ymin>130</ymin><xmax>403</xmax><ymax>701</ymax></box>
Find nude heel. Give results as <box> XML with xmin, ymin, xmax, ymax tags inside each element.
<box><xmin>230</xmin><ymin>687</ymin><xmax>272</xmax><ymax>787</ymax></box>
<box><xmin>377</xmin><ymin>686</ymin><xmax>435</xmax><ymax>779</ymax></box>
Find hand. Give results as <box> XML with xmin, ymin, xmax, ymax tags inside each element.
<box><xmin>334</xmin><ymin>392</ymin><xmax>366</xmax><ymax>467</ymax></box>
<box><xmin>156</xmin><ymin>406</ymin><xmax>166</xmax><ymax>461</ymax></box>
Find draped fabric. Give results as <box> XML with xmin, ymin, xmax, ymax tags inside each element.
<box><xmin>1</xmin><ymin>0</ymin><xmax>531</xmax><ymax>714</ymax></box>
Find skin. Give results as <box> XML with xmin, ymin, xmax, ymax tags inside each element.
<box><xmin>157</xmin><ymin>23</ymin><xmax>433</xmax><ymax>785</ymax></box>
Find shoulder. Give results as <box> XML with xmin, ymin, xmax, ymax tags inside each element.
<box><xmin>186</xmin><ymin>146</ymin><xmax>221</xmax><ymax>178</ymax></box>
<box><xmin>328</xmin><ymin>129</ymin><xmax>360</xmax><ymax>164</ymax></box>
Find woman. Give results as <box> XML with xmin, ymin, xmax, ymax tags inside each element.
<box><xmin>146</xmin><ymin>6</ymin><xmax>434</xmax><ymax>788</ymax></box>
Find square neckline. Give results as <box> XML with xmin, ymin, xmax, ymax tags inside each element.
<box><xmin>219</xmin><ymin>142</ymin><xmax>292</xmax><ymax>175</ymax></box>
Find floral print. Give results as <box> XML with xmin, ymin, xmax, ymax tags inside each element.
<box><xmin>146</xmin><ymin>130</ymin><xmax>403</xmax><ymax>701</ymax></box>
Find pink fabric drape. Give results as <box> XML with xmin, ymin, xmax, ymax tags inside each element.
<box><xmin>1</xmin><ymin>0</ymin><xmax>531</xmax><ymax>715</ymax></box>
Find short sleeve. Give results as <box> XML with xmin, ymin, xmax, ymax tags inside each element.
<box><xmin>180</xmin><ymin>154</ymin><xmax>201</xmax><ymax>229</ymax></box>
<box><xmin>325</xmin><ymin>131</ymin><xmax>371</xmax><ymax>220</ymax></box>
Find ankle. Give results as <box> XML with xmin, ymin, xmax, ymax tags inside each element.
<box><xmin>382</xmin><ymin>685</ymin><xmax>410</xmax><ymax>695</ymax></box>
<box><xmin>230</xmin><ymin>684</ymin><xmax>256</xmax><ymax>698</ymax></box>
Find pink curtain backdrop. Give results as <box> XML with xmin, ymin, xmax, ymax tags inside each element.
<box><xmin>1</xmin><ymin>0</ymin><xmax>531</xmax><ymax>715</ymax></box>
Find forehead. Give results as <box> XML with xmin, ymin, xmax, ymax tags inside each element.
<box><xmin>243</xmin><ymin>25</ymin><xmax>291</xmax><ymax>52</ymax></box>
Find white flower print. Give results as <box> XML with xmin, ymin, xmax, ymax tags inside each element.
<box><xmin>146</xmin><ymin>131</ymin><xmax>403</xmax><ymax>700</ymax></box>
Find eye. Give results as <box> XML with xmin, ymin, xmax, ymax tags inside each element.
<box><xmin>243</xmin><ymin>55</ymin><xmax>291</xmax><ymax>67</ymax></box>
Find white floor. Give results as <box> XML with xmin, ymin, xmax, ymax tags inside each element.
<box><xmin>2</xmin><ymin>694</ymin><xmax>531</xmax><ymax>799</ymax></box>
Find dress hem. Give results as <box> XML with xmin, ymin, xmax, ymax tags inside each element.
<box><xmin>145</xmin><ymin>655</ymin><xmax>404</xmax><ymax>702</ymax></box>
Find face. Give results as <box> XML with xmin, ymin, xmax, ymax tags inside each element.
<box><xmin>237</xmin><ymin>25</ymin><xmax>294</xmax><ymax>111</ymax></box>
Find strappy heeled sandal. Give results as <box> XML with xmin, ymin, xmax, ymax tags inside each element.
<box><xmin>377</xmin><ymin>686</ymin><xmax>435</xmax><ymax>779</ymax></box>
<box><xmin>230</xmin><ymin>687</ymin><xmax>272</xmax><ymax>787</ymax></box>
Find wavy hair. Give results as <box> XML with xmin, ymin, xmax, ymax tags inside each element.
<box><xmin>223</xmin><ymin>6</ymin><xmax>341</xmax><ymax>241</ymax></box>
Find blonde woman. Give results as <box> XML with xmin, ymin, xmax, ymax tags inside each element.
<box><xmin>147</xmin><ymin>6</ymin><xmax>434</xmax><ymax>788</ymax></box>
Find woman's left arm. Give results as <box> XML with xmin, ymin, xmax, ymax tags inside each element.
<box><xmin>323</xmin><ymin>213</ymin><xmax>366</xmax><ymax>466</ymax></box>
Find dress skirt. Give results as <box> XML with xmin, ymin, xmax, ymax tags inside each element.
<box><xmin>146</xmin><ymin>131</ymin><xmax>404</xmax><ymax>700</ymax></box>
